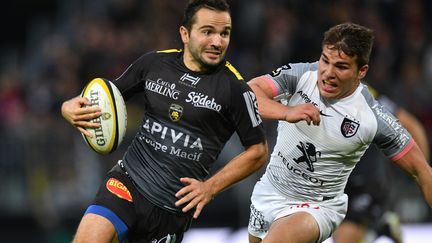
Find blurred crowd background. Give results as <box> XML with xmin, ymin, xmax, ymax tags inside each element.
<box><xmin>1</xmin><ymin>0</ymin><xmax>432</xmax><ymax>242</ymax></box>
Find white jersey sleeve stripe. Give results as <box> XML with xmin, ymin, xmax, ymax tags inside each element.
<box><xmin>243</xmin><ymin>91</ymin><xmax>262</xmax><ymax>127</ymax></box>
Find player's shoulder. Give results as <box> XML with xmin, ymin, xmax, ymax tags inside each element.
<box><xmin>138</xmin><ymin>48</ymin><xmax>181</xmax><ymax>59</ymax></box>
<box><xmin>292</xmin><ymin>61</ymin><xmax>319</xmax><ymax>70</ymax></box>
<box><xmin>145</xmin><ymin>48</ymin><xmax>182</xmax><ymax>60</ymax></box>
<box><xmin>133</xmin><ymin>49</ymin><xmax>182</xmax><ymax>68</ymax></box>
<box><xmin>359</xmin><ymin>83</ymin><xmax>379</xmax><ymax>106</ymax></box>
<box><xmin>268</xmin><ymin>61</ymin><xmax>318</xmax><ymax>79</ymax></box>
<box><xmin>221</xmin><ymin>60</ymin><xmax>244</xmax><ymax>82</ymax></box>
<box><xmin>358</xmin><ymin>84</ymin><xmax>395</xmax><ymax>124</ymax></box>
<box><xmin>156</xmin><ymin>48</ymin><xmax>182</xmax><ymax>55</ymax></box>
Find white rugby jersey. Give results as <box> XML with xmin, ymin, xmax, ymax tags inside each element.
<box><xmin>262</xmin><ymin>62</ymin><xmax>413</xmax><ymax>201</ymax></box>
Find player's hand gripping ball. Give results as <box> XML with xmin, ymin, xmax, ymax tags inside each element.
<box><xmin>81</xmin><ymin>78</ymin><xmax>127</xmax><ymax>154</ymax></box>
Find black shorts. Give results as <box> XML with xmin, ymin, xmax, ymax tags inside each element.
<box><xmin>343</xmin><ymin>178</ymin><xmax>388</xmax><ymax>227</ymax></box>
<box><xmin>85</xmin><ymin>164</ymin><xmax>193</xmax><ymax>243</ymax></box>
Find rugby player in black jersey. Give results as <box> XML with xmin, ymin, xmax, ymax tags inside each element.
<box><xmin>61</xmin><ymin>0</ymin><xmax>268</xmax><ymax>242</ymax></box>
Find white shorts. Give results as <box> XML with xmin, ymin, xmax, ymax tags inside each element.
<box><xmin>248</xmin><ymin>175</ymin><xmax>348</xmax><ymax>243</ymax></box>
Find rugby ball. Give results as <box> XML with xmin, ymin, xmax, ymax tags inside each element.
<box><xmin>80</xmin><ymin>78</ymin><xmax>127</xmax><ymax>154</ymax></box>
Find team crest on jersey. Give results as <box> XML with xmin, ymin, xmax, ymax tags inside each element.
<box><xmin>341</xmin><ymin>117</ymin><xmax>359</xmax><ymax>138</ymax></box>
<box><xmin>169</xmin><ymin>103</ymin><xmax>183</xmax><ymax>122</ymax></box>
<box><xmin>270</xmin><ymin>65</ymin><xmax>291</xmax><ymax>77</ymax></box>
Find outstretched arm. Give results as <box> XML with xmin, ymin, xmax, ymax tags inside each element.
<box><xmin>396</xmin><ymin>108</ymin><xmax>430</xmax><ymax>160</ymax></box>
<box><xmin>61</xmin><ymin>96</ymin><xmax>102</xmax><ymax>137</ymax></box>
<box><xmin>393</xmin><ymin>143</ymin><xmax>432</xmax><ymax>207</ymax></box>
<box><xmin>248</xmin><ymin>76</ymin><xmax>320</xmax><ymax>125</ymax></box>
<box><xmin>175</xmin><ymin>141</ymin><xmax>268</xmax><ymax>219</ymax></box>
<box><xmin>393</xmin><ymin>108</ymin><xmax>431</xmax><ymax>207</ymax></box>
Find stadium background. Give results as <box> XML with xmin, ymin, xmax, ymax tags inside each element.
<box><xmin>1</xmin><ymin>0</ymin><xmax>431</xmax><ymax>242</ymax></box>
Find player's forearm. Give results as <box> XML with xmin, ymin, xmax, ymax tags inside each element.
<box><xmin>257</xmin><ymin>97</ymin><xmax>291</xmax><ymax>120</ymax></box>
<box><xmin>205</xmin><ymin>142</ymin><xmax>268</xmax><ymax>197</ymax></box>
<box><xmin>417</xmin><ymin>169</ymin><xmax>432</xmax><ymax>207</ymax></box>
<box><xmin>413</xmin><ymin>151</ymin><xmax>432</xmax><ymax>207</ymax></box>
<box><xmin>397</xmin><ymin>109</ymin><xmax>430</xmax><ymax>160</ymax></box>
<box><xmin>394</xmin><ymin>144</ymin><xmax>432</xmax><ymax>207</ymax></box>
<box><xmin>249</xmin><ymin>82</ymin><xmax>289</xmax><ymax>120</ymax></box>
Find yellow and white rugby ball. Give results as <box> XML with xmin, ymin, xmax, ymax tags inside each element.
<box><xmin>81</xmin><ymin>78</ymin><xmax>127</xmax><ymax>154</ymax></box>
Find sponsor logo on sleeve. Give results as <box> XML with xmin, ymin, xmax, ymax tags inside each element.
<box><xmin>106</xmin><ymin>178</ymin><xmax>133</xmax><ymax>202</ymax></box>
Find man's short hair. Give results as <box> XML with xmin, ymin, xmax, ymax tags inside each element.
<box><xmin>182</xmin><ymin>0</ymin><xmax>230</xmax><ymax>31</ymax></box>
<box><xmin>322</xmin><ymin>22</ymin><xmax>374</xmax><ymax>68</ymax></box>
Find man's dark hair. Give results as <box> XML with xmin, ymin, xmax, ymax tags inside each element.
<box><xmin>322</xmin><ymin>22</ymin><xmax>374</xmax><ymax>68</ymax></box>
<box><xmin>182</xmin><ymin>0</ymin><xmax>230</xmax><ymax>31</ymax></box>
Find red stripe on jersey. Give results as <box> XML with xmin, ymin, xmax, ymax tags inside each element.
<box><xmin>262</xmin><ymin>75</ymin><xmax>279</xmax><ymax>97</ymax></box>
<box><xmin>390</xmin><ymin>138</ymin><xmax>414</xmax><ymax>161</ymax></box>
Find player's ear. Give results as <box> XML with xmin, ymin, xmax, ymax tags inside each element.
<box><xmin>358</xmin><ymin>64</ymin><xmax>369</xmax><ymax>80</ymax></box>
<box><xmin>179</xmin><ymin>26</ymin><xmax>189</xmax><ymax>44</ymax></box>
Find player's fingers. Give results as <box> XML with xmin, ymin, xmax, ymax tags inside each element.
<box><xmin>79</xmin><ymin>96</ymin><xmax>91</xmax><ymax>105</ymax></box>
<box><xmin>179</xmin><ymin>177</ymin><xmax>195</xmax><ymax>185</ymax></box>
<box><xmin>182</xmin><ymin>196</ymin><xmax>203</xmax><ymax>215</ymax></box>
<box><xmin>302</xmin><ymin>115</ymin><xmax>312</xmax><ymax>125</ymax></box>
<box><xmin>86</xmin><ymin>105</ymin><xmax>102</xmax><ymax>113</ymax></box>
<box><xmin>175</xmin><ymin>178</ymin><xmax>196</xmax><ymax>196</ymax></box>
<box><xmin>303</xmin><ymin>106</ymin><xmax>320</xmax><ymax>126</ymax></box>
<box><xmin>75</xmin><ymin>111</ymin><xmax>102</xmax><ymax>121</ymax></box>
<box><xmin>175</xmin><ymin>196</ymin><xmax>187</xmax><ymax>207</ymax></box>
<box><xmin>312</xmin><ymin>111</ymin><xmax>321</xmax><ymax>125</ymax></box>
<box><xmin>74</xmin><ymin>120</ymin><xmax>101</xmax><ymax>128</ymax></box>
<box><xmin>175</xmin><ymin>186</ymin><xmax>192</xmax><ymax>199</ymax></box>
<box><xmin>73</xmin><ymin>96</ymin><xmax>93</xmax><ymax>108</ymax></box>
<box><xmin>175</xmin><ymin>189</ymin><xmax>197</xmax><ymax>207</ymax></box>
<box><xmin>193</xmin><ymin>202</ymin><xmax>204</xmax><ymax>219</ymax></box>
<box><xmin>77</xmin><ymin>127</ymin><xmax>93</xmax><ymax>138</ymax></box>
<box><xmin>75</xmin><ymin>106</ymin><xmax>101</xmax><ymax>116</ymax></box>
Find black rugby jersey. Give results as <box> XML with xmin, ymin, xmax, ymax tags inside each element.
<box><xmin>113</xmin><ymin>49</ymin><xmax>265</xmax><ymax>213</ymax></box>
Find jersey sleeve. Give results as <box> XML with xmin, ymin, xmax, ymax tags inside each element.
<box><xmin>113</xmin><ymin>51</ymin><xmax>158</xmax><ymax>101</ymax></box>
<box><xmin>365</xmin><ymin>83</ymin><xmax>400</xmax><ymax>114</ymax></box>
<box><xmin>377</xmin><ymin>95</ymin><xmax>399</xmax><ymax>115</ymax></box>
<box><xmin>229</xmin><ymin>79</ymin><xmax>266</xmax><ymax>147</ymax></box>
<box><xmin>263</xmin><ymin>62</ymin><xmax>319</xmax><ymax>100</ymax></box>
<box><xmin>370</xmin><ymin>94</ymin><xmax>413</xmax><ymax>161</ymax></box>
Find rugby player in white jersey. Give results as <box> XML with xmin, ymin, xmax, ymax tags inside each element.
<box><xmin>247</xmin><ymin>22</ymin><xmax>432</xmax><ymax>243</ymax></box>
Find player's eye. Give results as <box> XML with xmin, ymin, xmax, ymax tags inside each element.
<box><xmin>336</xmin><ymin>65</ymin><xmax>349</xmax><ymax>70</ymax></box>
<box><xmin>221</xmin><ymin>31</ymin><xmax>230</xmax><ymax>38</ymax></box>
